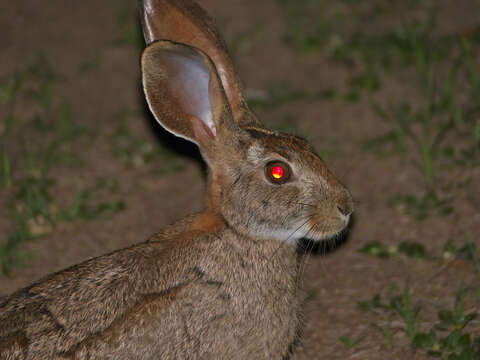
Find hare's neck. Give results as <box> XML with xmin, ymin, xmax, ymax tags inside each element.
<box><xmin>205</xmin><ymin>172</ymin><xmax>222</xmax><ymax>212</ymax></box>
<box><xmin>211</xmin><ymin>227</ymin><xmax>301</xmax><ymax>345</ymax></box>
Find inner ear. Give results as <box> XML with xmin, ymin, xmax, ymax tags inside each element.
<box><xmin>142</xmin><ymin>41</ymin><xmax>223</xmax><ymax>146</ymax></box>
<box><xmin>163</xmin><ymin>50</ymin><xmax>216</xmax><ymax>137</ymax></box>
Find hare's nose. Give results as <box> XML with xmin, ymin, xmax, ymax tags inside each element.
<box><xmin>336</xmin><ymin>191</ymin><xmax>354</xmax><ymax>217</ymax></box>
<box><xmin>337</xmin><ymin>205</ymin><xmax>351</xmax><ymax>217</ymax></box>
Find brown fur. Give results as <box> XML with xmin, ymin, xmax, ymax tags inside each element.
<box><xmin>142</xmin><ymin>0</ymin><xmax>257</xmax><ymax>127</ymax></box>
<box><xmin>0</xmin><ymin>1</ymin><xmax>353</xmax><ymax>359</ymax></box>
<box><xmin>1</xmin><ymin>216</ymin><xmax>299</xmax><ymax>359</ymax></box>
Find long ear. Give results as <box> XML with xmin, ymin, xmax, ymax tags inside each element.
<box><xmin>141</xmin><ymin>0</ymin><xmax>261</xmax><ymax>127</ymax></box>
<box><xmin>141</xmin><ymin>40</ymin><xmax>232</xmax><ymax>158</ymax></box>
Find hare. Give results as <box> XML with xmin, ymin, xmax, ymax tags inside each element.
<box><xmin>0</xmin><ymin>0</ymin><xmax>353</xmax><ymax>359</ymax></box>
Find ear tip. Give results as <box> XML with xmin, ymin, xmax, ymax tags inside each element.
<box><xmin>140</xmin><ymin>0</ymin><xmax>212</xmax><ymax>45</ymax></box>
<box><xmin>140</xmin><ymin>0</ymin><xmax>166</xmax><ymax>45</ymax></box>
<box><xmin>141</xmin><ymin>0</ymin><xmax>153</xmax><ymax>44</ymax></box>
<box><xmin>141</xmin><ymin>0</ymin><xmax>160</xmax><ymax>15</ymax></box>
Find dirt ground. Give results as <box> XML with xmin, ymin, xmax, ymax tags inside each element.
<box><xmin>1</xmin><ymin>0</ymin><xmax>479</xmax><ymax>359</ymax></box>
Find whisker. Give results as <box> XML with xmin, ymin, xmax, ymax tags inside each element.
<box><xmin>285</xmin><ymin>218</ymin><xmax>311</xmax><ymax>245</ymax></box>
<box><xmin>270</xmin><ymin>217</ymin><xmax>312</xmax><ymax>261</ymax></box>
<box><xmin>312</xmin><ymin>223</ymin><xmax>330</xmax><ymax>275</ymax></box>
<box><xmin>296</xmin><ymin>225</ymin><xmax>321</xmax><ymax>290</ymax></box>
<box><xmin>297</xmin><ymin>202</ymin><xmax>316</xmax><ymax>208</ymax></box>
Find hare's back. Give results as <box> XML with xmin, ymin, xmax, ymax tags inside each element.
<box><xmin>0</xmin><ymin>242</ymin><xmax>257</xmax><ymax>359</ymax></box>
<box><xmin>0</xmin><ymin>242</ymin><xmax>183</xmax><ymax>359</ymax></box>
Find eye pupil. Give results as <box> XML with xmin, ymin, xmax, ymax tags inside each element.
<box><xmin>265</xmin><ymin>161</ymin><xmax>291</xmax><ymax>184</ymax></box>
<box><xmin>271</xmin><ymin>166</ymin><xmax>284</xmax><ymax>179</ymax></box>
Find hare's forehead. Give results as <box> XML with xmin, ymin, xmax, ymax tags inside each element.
<box><xmin>245</xmin><ymin>136</ymin><xmax>314</xmax><ymax>165</ymax></box>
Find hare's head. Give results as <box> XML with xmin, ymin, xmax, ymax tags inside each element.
<box><xmin>141</xmin><ymin>0</ymin><xmax>353</xmax><ymax>244</ymax></box>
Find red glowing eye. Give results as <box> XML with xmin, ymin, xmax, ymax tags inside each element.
<box><xmin>271</xmin><ymin>166</ymin><xmax>284</xmax><ymax>179</ymax></box>
<box><xmin>265</xmin><ymin>161</ymin><xmax>291</xmax><ymax>184</ymax></box>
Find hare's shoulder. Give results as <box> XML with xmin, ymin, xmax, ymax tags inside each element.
<box><xmin>0</xmin><ymin>225</ymin><xmax>215</xmax><ymax>358</ymax></box>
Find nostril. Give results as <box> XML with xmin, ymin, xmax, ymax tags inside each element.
<box><xmin>337</xmin><ymin>205</ymin><xmax>351</xmax><ymax>217</ymax></box>
<box><xmin>335</xmin><ymin>189</ymin><xmax>354</xmax><ymax>217</ymax></box>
